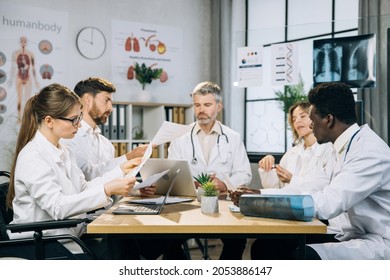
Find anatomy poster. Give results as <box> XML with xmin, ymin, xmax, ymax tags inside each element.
<box><xmin>271</xmin><ymin>42</ymin><xmax>299</xmax><ymax>86</ymax></box>
<box><xmin>237</xmin><ymin>46</ymin><xmax>263</xmax><ymax>88</ymax></box>
<box><xmin>111</xmin><ymin>20</ymin><xmax>182</xmax><ymax>97</ymax></box>
<box><xmin>0</xmin><ymin>3</ymin><xmax>68</xmax><ymax>171</ymax></box>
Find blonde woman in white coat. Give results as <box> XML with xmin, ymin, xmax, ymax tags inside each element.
<box><xmin>258</xmin><ymin>101</ymin><xmax>335</xmax><ymax>192</ymax></box>
<box><xmin>6</xmin><ymin>83</ymin><xmax>140</xmax><ymax>258</ymax></box>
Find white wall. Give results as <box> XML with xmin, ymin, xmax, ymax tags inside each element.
<box><xmin>0</xmin><ymin>0</ymin><xmax>213</xmax><ymax>103</ymax></box>
<box><xmin>0</xmin><ymin>0</ymin><xmax>215</xmax><ymax>172</ymax></box>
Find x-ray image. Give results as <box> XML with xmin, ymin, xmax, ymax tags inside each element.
<box><xmin>313</xmin><ymin>34</ymin><xmax>376</xmax><ymax>88</ymax></box>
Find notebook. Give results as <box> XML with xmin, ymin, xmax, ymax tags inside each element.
<box><xmin>112</xmin><ymin>169</ymin><xmax>180</xmax><ymax>215</ymax></box>
<box><xmin>140</xmin><ymin>158</ymin><xmax>197</xmax><ymax>197</ymax></box>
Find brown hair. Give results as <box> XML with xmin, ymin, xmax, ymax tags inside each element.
<box><xmin>7</xmin><ymin>83</ymin><xmax>81</xmax><ymax>208</ymax></box>
<box><xmin>287</xmin><ymin>101</ymin><xmax>311</xmax><ymax>144</ymax></box>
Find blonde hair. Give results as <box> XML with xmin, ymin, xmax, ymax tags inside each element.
<box><xmin>287</xmin><ymin>101</ymin><xmax>311</xmax><ymax>144</ymax></box>
<box><xmin>7</xmin><ymin>83</ymin><xmax>81</xmax><ymax>208</ymax></box>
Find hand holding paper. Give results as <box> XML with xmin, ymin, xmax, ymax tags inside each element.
<box><xmin>133</xmin><ymin>169</ymin><xmax>170</xmax><ymax>190</ymax></box>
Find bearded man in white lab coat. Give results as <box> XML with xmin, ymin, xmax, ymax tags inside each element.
<box><xmin>168</xmin><ymin>81</ymin><xmax>252</xmax><ymax>259</ymax></box>
<box><xmin>231</xmin><ymin>81</ymin><xmax>390</xmax><ymax>260</ymax></box>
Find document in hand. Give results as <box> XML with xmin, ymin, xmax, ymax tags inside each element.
<box><xmin>133</xmin><ymin>169</ymin><xmax>170</xmax><ymax>190</ymax></box>
<box><xmin>239</xmin><ymin>194</ymin><xmax>314</xmax><ymax>222</ymax></box>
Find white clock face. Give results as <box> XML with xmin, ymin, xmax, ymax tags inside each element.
<box><xmin>76</xmin><ymin>27</ymin><xmax>106</xmax><ymax>59</ymax></box>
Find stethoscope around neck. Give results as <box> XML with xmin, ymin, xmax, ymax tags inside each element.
<box><xmin>190</xmin><ymin>122</ymin><xmax>229</xmax><ymax>165</ymax></box>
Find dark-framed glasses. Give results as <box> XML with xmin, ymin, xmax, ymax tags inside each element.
<box><xmin>57</xmin><ymin>112</ymin><xmax>83</xmax><ymax>126</ymax></box>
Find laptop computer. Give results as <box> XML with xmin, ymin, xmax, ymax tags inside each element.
<box><xmin>112</xmin><ymin>169</ymin><xmax>181</xmax><ymax>215</ymax></box>
<box><xmin>140</xmin><ymin>158</ymin><xmax>197</xmax><ymax>197</ymax></box>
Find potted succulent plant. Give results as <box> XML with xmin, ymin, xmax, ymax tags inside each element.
<box><xmin>193</xmin><ymin>172</ymin><xmax>211</xmax><ymax>202</ymax></box>
<box><xmin>200</xmin><ymin>181</ymin><xmax>219</xmax><ymax>214</ymax></box>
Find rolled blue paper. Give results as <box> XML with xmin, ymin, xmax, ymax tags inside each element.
<box><xmin>239</xmin><ymin>194</ymin><xmax>314</xmax><ymax>222</ymax></box>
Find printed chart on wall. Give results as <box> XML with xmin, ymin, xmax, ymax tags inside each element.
<box><xmin>111</xmin><ymin>20</ymin><xmax>182</xmax><ymax>103</ymax></box>
<box><xmin>0</xmin><ymin>3</ymin><xmax>68</xmax><ymax>171</ymax></box>
<box><xmin>237</xmin><ymin>46</ymin><xmax>263</xmax><ymax>88</ymax></box>
<box><xmin>271</xmin><ymin>42</ymin><xmax>299</xmax><ymax>86</ymax></box>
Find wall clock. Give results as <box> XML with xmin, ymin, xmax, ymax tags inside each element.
<box><xmin>76</xmin><ymin>27</ymin><xmax>106</xmax><ymax>59</ymax></box>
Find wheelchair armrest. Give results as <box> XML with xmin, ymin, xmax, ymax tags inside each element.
<box><xmin>6</xmin><ymin>218</ymin><xmax>89</xmax><ymax>233</ymax></box>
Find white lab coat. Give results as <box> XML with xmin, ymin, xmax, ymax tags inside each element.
<box><xmin>308</xmin><ymin>124</ymin><xmax>390</xmax><ymax>259</ymax></box>
<box><xmin>61</xmin><ymin>120</ymin><xmax>126</xmax><ymax>181</ymax></box>
<box><xmin>10</xmin><ymin>130</ymin><xmax>122</xmax><ymax>239</ymax></box>
<box><xmin>168</xmin><ymin>121</ymin><xmax>252</xmax><ymax>188</ymax></box>
<box><xmin>259</xmin><ymin>141</ymin><xmax>335</xmax><ymax>190</ymax></box>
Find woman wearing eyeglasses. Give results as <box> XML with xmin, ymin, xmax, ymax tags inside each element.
<box><xmin>6</xmin><ymin>83</ymin><xmax>140</xmax><ymax>258</ymax></box>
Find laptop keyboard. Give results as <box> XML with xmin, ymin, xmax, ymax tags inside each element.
<box><xmin>130</xmin><ymin>204</ymin><xmax>161</xmax><ymax>213</ymax></box>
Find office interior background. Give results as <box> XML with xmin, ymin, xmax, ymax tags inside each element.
<box><xmin>0</xmin><ymin>0</ymin><xmax>389</xmax><ymax>188</ymax></box>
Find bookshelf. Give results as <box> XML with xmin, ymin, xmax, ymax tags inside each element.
<box><xmin>100</xmin><ymin>102</ymin><xmax>194</xmax><ymax>158</ymax></box>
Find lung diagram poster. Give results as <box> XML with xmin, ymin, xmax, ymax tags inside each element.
<box><xmin>111</xmin><ymin>20</ymin><xmax>182</xmax><ymax>101</ymax></box>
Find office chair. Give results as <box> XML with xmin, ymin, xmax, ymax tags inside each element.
<box><xmin>0</xmin><ymin>170</ymin><xmax>95</xmax><ymax>260</ymax></box>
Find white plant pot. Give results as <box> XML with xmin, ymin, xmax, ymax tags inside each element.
<box><xmin>138</xmin><ymin>90</ymin><xmax>151</xmax><ymax>102</ymax></box>
<box><xmin>196</xmin><ymin>187</ymin><xmax>205</xmax><ymax>202</ymax></box>
<box><xmin>201</xmin><ymin>196</ymin><xmax>219</xmax><ymax>214</ymax></box>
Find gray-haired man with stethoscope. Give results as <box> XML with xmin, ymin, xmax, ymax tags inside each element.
<box><xmin>168</xmin><ymin>81</ymin><xmax>252</xmax><ymax>259</ymax></box>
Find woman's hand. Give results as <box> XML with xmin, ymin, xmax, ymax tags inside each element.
<box><xmin>104</xmin><ymin>177</ymin><xmax>136</xmax><ymax>197</ymax></box>
<box><xmin>228</xmin><ymin>187</ymin><xmax>261</xmax><ymax>207</ymax></box>
<box><xmin>258</xmin><ymin>155</ymin><xmax>275</xmax><ymax>172</ymax></box>
<box><xmin>120</xmin><ymin>157</ymin><xmax>142</xmax><ymax>174</ymax></box>
<box><xmin>275</xmin><ymin>165</ymin><xmax>292</xmax><ymax>183</ymax></box>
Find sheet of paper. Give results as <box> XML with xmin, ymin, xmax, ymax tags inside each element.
<box><xmin>151</xmin><ymin>121</ymin><xmax>192</xmax><ymax>146</ymax></box>
<box><xmin>125</xmin><ymin>143</ymin><xmax>153</xmax><ymax>178</ymax></box>
<box><xmin>223</xmin><ymin>173</ymin><xmax>237</xmax><ymax>191</ymax></box>
<box><xmin>133</xmin><ymin>169</ymin><xmax>170</xmax><ymax>190</ymax></box>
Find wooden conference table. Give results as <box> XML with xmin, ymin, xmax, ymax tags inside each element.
<box><xmin>87</xmin><ymin>197</ymin><xmax>326</xmax><ymax>259</ymax></box>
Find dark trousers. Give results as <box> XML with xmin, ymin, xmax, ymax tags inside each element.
<box><xmin>250</xmin><ymin>234</ymin><xmax>338</xmax><ymax>260</ymax></box>
<box><xmin>82</xmin><ymin>236</ymin><xmax>187</xmax><ymax>260</ymax></box>
<box><xmin>220</xmin><ymin>238</ymin><xmax>247</xmax><ymax>260</ymax></box>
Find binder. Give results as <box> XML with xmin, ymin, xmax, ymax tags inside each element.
<box><xmin>118</xmin><ymin>105</ymin><xmax>126</xmax><ymax>139</ymax></box>
<box><xmin>151</xmin><ymin>146</ymin><xmax>159</xmax><ymax>158</ymax></box>
<box><xmin>110</xmin><ymin>105</ymin><xmax>118</xmax><ymax>140</ymax></box>
<box><xmin>119</xmin><ymin>142</ymin><xmax>127</xmax><ymax>157</ymax></box>
<box><xmin>112</xmin><ymin>143</ymin><xmax>119</xmax><ymax>157</ymax></box>
<box><xmin>165</xmin><ymin>107</ymin><xmax>173</xmax><ymax>122</ymax></box>
<box><xmin>98</xmin><ymin>124</ymin><xmax>105</xmax><ymax>137</ymax></box>
<box><xmin>172</xmin><ymin>107</ymin><xmax>179</xmax><ymax>123</ymax></box>
<box><xmin>103</xmin><ymin>123</ymin><xmax>110</xmax><ymax>138</ymax></box>
<box><xmin>178</xmin><ymin>107</ymin><xmax>185</xmax><ymax>124</ymax></box>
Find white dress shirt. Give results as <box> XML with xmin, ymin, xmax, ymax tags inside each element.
<box><xmin>61</xmin><ymin>120</ymin><xmax>126</xmax><ymax>181</ymax></box>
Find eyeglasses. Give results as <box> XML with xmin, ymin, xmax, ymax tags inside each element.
<box><xmin>57</xmin><ymin>112</ymin><xmax>83</xmax><ymax>126</ymax></box>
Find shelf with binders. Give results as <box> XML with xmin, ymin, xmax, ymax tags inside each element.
<box><xmin>102</xmin><ymin>102</ymin><xmax>193</xmax><ymax>159</ymax></box>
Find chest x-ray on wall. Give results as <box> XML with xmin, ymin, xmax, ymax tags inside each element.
<box><xmin>313</xmin><ymin>34</ymin><xmax>376</xmax><ymax>88</ymax></box>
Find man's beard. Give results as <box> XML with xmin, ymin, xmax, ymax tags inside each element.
<box><xmin>90</xmin><ymin>103</ymin><xmax>110</xmax><ymax>126</ymax></box>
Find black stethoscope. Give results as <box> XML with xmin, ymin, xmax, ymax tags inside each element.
<box><xmin>190</xmin><ymin>122</ymin><xmax>229</xmax><ymax>165</ymax></box>
<box><xmin>343</xmin><ymin>128</ymin><xmax>361</xmax><ymax>162</ymax></box>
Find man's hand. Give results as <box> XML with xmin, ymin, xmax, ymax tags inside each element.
<box><xmin>211</xmin><ymin>176</ymin><xmax>227</xmax><ymax>192</ymax></box>
<box><xmin>120</xmin><ymin>157</ymin><xmax>142</xmax><ymax>174</ymax></box>
<box><xmin>139</xmin><ymin>185</ymin><xmax>157</xmax><ymax>197</ymax></box>
<box><xmin>125</xmin><ymin>144</ymin><xmax>149</xmax><ymax>160</ymax></box>
<box><xmin>228</xmin><ymin>187</ymin><xmax>261</xmax><ymax>207</ymax></box>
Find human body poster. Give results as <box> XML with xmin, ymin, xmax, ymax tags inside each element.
<box><xmin>0</xmin><ymin>3</ymin><xmax>68</xmax><ymax>171</ymax></box>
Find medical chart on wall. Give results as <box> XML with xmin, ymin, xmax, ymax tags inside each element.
<box><xmin>236</xmin><ymin>46</ymin><xmax>263</xmax><ymax>88</ymax></box>
<box><xmin>0</xmin><ymin>3</ymin><xmax>68</xmax><ymax>172</ymax></box>
<box><xmin>271</xmin><ymin>42</ymin><xmax>299</xmax><ymax>86</ymax></box>
<box><xmin>111</xmin><ymin>20</ymin><xmax>182</xmax><ymax>101</ymax></box>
